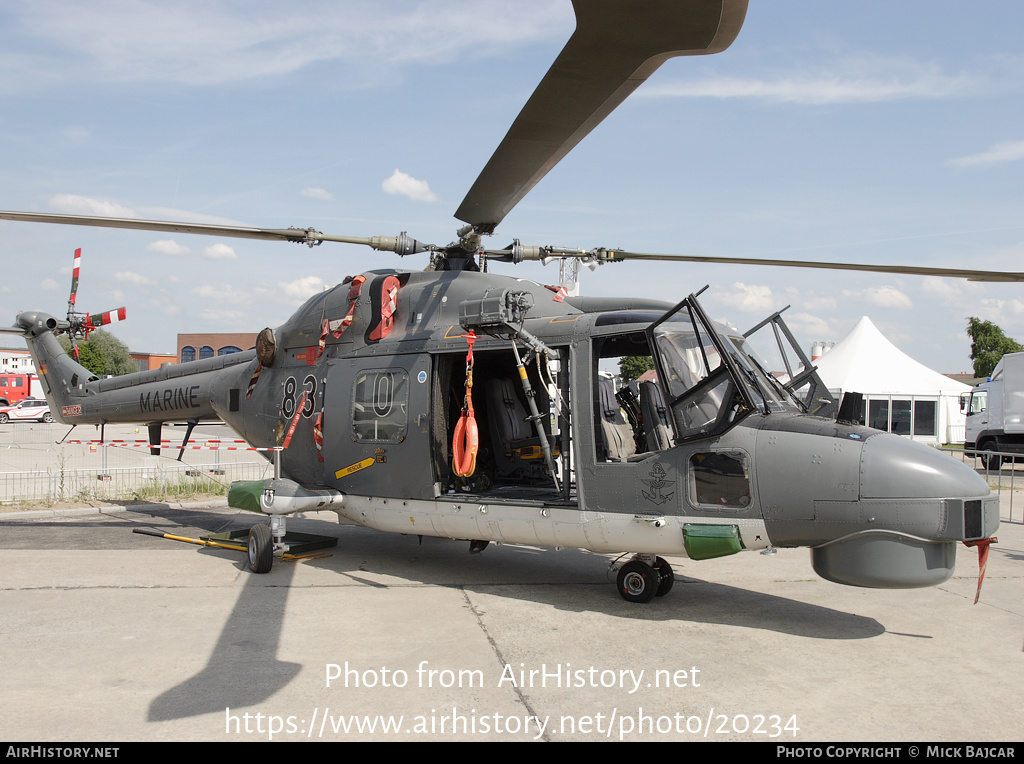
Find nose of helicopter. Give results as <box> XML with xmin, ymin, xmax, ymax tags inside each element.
<box><xmin>757</xmin><ymin>421</ymin><xmax>999</xmax><ymax>588</ymax></box>
<box><xmin>859</xmin><ymin>432</ymin><xmax>991</xmax><ymax>503</ymax></box>
<box><xmin>809</xmin><ymin>431</ymin><xmax>998</xmax><ymax>589</ymax></box>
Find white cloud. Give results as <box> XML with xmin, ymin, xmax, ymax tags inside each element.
<box><xmin>192</xmin><ymin>283</ymin><xmax>246</xmax><ymax>305</ymax></box>
<box><xmin>49</xmin><ymin>194</ymin><xmax>138</xmax><ymax>217</ymax></box>
<box><xmin>40</xmin><ymin>278</ymin><xmax>60</xmax><ymax>290</ymax></box>
<box><xmin>921</xmin><ymin>276</ymin><xmax>986</xmax><ymax>309</ymax></box>
<box><xmin>46</xmin><ymin>195</ymin><xmax>255</xmax><ymax>228</ymax></box>
<box><xmin>198</xmin><ymin>308</ymin><xmax>249</xmax><ymax>326</ymax></box>
<box><xmin>841</xmin><ymin>285</ymin><xmax>913</xmax><ymax>310</ymax></box>
<box><xmin>644</xmin><ymin>56</ymin><xmax>980</xmax><ymax>105</ymax></box>
<box><xmin>713</xmin><ymin>282</ymin><xmax>775</xmax><ymax>312</ymax></box>
<box><xmin>948</xmin><ymin>140</ymin><xmax>1024</xmax><ymax>168</ymax></box>
<box><xmin>784</xmin><ymin>288</ymin><xmax>837</xmax><ymax>311</ymax></box>
<box><xmin>0</xmin><ymin>2</ymin><xmax>572</xmax><ymax>91</ymax></box>
<box><xmin>979</xmin><ymin>297</ymin><xmax>1024</xmax><ymax>317</ymax></box>
<box><xmin>202</xmin><ymin>243</ymin><xmax>237</xmax><ymax>260</ymax></box>
<box><xmin>785</xmin><ymin>312</ymin><xmax>832</xmax><ymax>337</ymax></box>
<box><xmin>62</xmin><ymin>126</ymin><xmax>90</xmax><ymax>140</ymax></box>
<box><xmin>301</xmin><ymin>187</ymin><xmax>335</xmax><ymax>201</ymax></box>
<box><xmin>114</xmin><ymin>271</ymin><xmax>157</xmax><ymax>287</ymax></box>
<box><xmin>382</xmin><ymin>169</ymin><xmax>439</xmax><ymax>202</ymax></box>
<box><xmin>146</xmin><ymin>239</ymin><xmax>191</xmax><ymax>256</ymax></box>
<box><xmin>279</xmin><ymin>276</ymin><xmax>326</xmax><ymax>301</ymax></box>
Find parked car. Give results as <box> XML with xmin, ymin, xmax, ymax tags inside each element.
<box><xmin>0</xmin><ymin>398</ymin><xmax>53</xmax><ymax>423</ymax></box>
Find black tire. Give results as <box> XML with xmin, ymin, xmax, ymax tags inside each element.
<box><xmin>0</xmin><ymin>413</ymin><xmax>7</xmax><ymax>424</ymax></box>
<box><xmin>41</xmin><ymin>412</ymin><xmax>53</xmax><ymax>423</ymax></box>
<box><xmin>980</xmin><ymin>448</ymin><xmax>1002</xmax><ymax>471</ymax></box>
<box><xmin>617</xmin><ymin>560</ymin><xmax>659</xmax><ymax>603</ymax></box>
<box><xmin>247</xmin><ymin>523</ymin><xmax>273</xmax><ymax>574</ymax></box>
<box><xmin>654</xmin><ymin>556</ymin><xmax>674</xmax><ymax>597</ymax></box>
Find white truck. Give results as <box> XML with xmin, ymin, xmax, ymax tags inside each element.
<box><xmin>963</xmin><ymin>351</ymin><xmax>1024</xmax><ymax>468</ymax></box>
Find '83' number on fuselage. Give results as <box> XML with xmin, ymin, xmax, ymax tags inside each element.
<box><xmin>281</xmin><ymin>375</ymin><xmax>317</xmax><ymax>418</ymax></box>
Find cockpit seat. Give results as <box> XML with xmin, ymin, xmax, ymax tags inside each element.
<box><xmin>640</xmin><ymin>380</ymin><xmax>673</xmax><ymax>451</ymax></box>
<box><xmin>599</xmin><ymin>377</ymin><xmax>636</xmax><ymax>461</ymax></box>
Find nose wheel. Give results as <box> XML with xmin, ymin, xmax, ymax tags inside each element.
<box><xmin>247</xmin><ymin>523</ymin><xmax>274</xmax><ymax>573</ymax></box>
<box><xmin>615</xmin><ymin>555</ymin><xmax>675</xmax><ymax>603</ymax></box>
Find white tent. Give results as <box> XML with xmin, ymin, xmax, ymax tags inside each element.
<box><xmin>812</xmin><ymin>316</ymin><xmax>970</xmax><ymax>444</ymax></box>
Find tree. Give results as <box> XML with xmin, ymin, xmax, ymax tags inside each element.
<box><xmin>967</xmin><ymin>317</ymin><xmax>1023</xmax><ymax>378</ymax></box>
<box><xmin>618</xmin><ymin>355</ymin><xmax>654</xmax><ymax>382</ymax></box>
<box><xmin>58</xmin><ymin>329</ymin><xmax>136</xmax><ymax>377</ymax></box>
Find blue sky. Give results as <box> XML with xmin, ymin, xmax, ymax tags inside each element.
<box><xmin>1</xmin><ymin>1</ymin><xmax>1023</xmax><ymax>374</ymax></box>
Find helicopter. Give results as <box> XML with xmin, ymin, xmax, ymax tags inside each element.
<box><xmin>0</xmin><ymin>0</ymin><xmax>1011</xmax><ymax>602</ymax></box>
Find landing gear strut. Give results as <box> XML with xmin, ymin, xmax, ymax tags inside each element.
<box><xmin>614</xmin><ymin>555</ymin><xmax>675</xmax><ymax>603</ymax></box>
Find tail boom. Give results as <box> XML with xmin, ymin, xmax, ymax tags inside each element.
<box><xmin>15</xmin><ymin>310</ymin><xmax>253</xmax><ymax>425</ymax></box>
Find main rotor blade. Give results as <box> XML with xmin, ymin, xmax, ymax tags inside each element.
<box><xmin>0</xmin><ymin>211</ymin><xmax>432</xmax><ymax>253</ymax></box>
<box><xmin>455</xmin><ymin>0</ymin><xmax>748</xmax><ymax>233</ymax></box>
<box><xmin>0</xmin><ymin>210</ymin><xmax>363</xmax><ymax>245</ymax></box>
<box><xmin>609</xmin><ymin>250</ymin><xmax>1024</xmax><ymax>282</ymax></box>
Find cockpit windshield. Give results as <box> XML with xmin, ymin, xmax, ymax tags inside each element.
<box><xmin>647</xmin><ymin>295</ymin><xmax>805</xmax><ymax>442</ymax></box>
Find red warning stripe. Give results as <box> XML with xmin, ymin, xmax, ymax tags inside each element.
<box><xmin>69</xmin><ymin>248</ymin><xmax>81</xmax><ymax>306</ymax></box>
<box><xmin>87</xmin><ymin>307</ymin><xmax>127</xmax><ymax>327</ymax></box>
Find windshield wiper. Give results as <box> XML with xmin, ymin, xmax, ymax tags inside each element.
<box><xmin>744</xmin><ymin>353</ymin><xmax>805</xmax><ymax>411</ymax></box>
<box><xmin>732</xmin><ymin>355</ymin><xmax>771</xmax><ymax>414</ymax></box>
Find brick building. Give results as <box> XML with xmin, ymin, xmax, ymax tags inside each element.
<box><xmin>177</xmin><ymin>333</ymin><xmax>257</xmax><ymax>364</ymax></box>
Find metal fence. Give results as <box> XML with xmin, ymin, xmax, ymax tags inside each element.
<box><xmin>939</xmin><ymin>447</ymin><xmax>1020</xmax><ymax>523</ymax></box>
<box><xmin>0</xmin><ymin>422</ymin><xmax>272</xmax><ymax>506</ymax></box>
<box><xmin>0</xmin><ymin>423</ymin><xmax>54</xmax><ymax>447</ymax></box>
<box><xmin>0</xmin><ymin>461</ymin><xmax>270</xmax><ymax>506</ymax></box>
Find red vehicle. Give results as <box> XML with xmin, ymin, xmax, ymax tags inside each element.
<box><xmin>0</xmin><ymin>373</ymin><xmax>41</xmax><ymax>406</ymax></box>
<box><xmin>0</xmin><ymin>398</ymin><xmax>52</xmax><ymax>423</ymax></box>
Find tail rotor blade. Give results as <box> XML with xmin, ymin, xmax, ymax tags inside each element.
<box><xmin>68</xmin><ymin>248</ymin><xmax>81</xmax><ymax>311</ymax></box>
<box><xmin>87</xmin><ymin>308</ymin><xmax>127</xmax><ymax>328</ymax></box>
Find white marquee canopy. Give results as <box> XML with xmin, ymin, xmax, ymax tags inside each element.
<box><xmin>811</xmin><ymin>317</ymin><xmax>970</xmax><ymax>444</ymax></box>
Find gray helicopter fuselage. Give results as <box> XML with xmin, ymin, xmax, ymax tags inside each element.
<box><xmin>15</xmin><ymin>266</ymin><xmax>998</xmax><ymax>589</ymax></box>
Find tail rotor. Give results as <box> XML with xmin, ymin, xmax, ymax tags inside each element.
<box><xmin>64</xmin><ymin>248</ymin><xmax>126</xmax><ymax>357</ymax></box>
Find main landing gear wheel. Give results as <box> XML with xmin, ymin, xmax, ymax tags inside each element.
<box><xmin>247</xmin><ymin>523</ymin><xmax>273</xmax><ymax>574</ymax></box>
<box><xmin>617</xmin><ymin>560</ymin><xmax>659</xmax><ymax>604</ymax></box>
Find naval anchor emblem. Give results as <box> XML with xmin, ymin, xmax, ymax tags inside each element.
<box><xmin>641</xmin><ymin>463</ymin><xmax>675</xmax><ymax>505</ymax></box>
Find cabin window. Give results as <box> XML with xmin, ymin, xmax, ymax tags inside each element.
<box><xmin>352</xmin><ymin>369</ymin><xmax>409</xmax><ymax>442</ymax></box>
<box><xmin>689</xmin><ymin>451</ymin><xmax>751</xmax><ymax>509</ymax></box>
